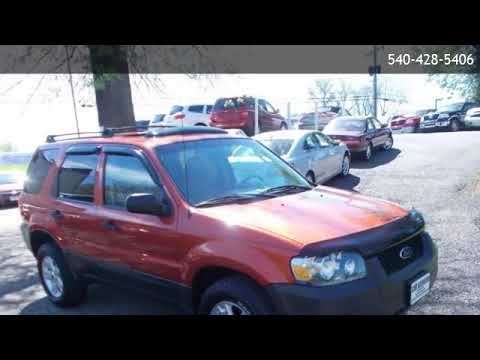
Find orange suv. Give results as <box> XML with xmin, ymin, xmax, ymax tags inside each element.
<box><xmin>19</xmin><ymin>126</ymin><xmax>437</xmax><ymax>314</ymax></box>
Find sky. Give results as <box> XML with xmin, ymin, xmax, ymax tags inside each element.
<box><xmin>0</xmin><ymin>73</ymin><xmax>460</xmax><ymax>152</ymax></box>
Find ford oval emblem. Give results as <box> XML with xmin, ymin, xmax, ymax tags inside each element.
<box><xmin>399</xmin><ymin>246</ymin><xmax>414</xmax><ymax>260</ymax></box>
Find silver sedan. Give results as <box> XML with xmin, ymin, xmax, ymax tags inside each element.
<box><xmin>254</xmin><ymin>130</ymin><xmax>351</xmax><ymax>185</ymax></box>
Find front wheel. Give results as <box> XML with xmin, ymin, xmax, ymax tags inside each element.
<box><xmin>340</xmin><ymin>154</ymin><xmax>350</xmax><ymax>177</ymax></box>
<box><xmin>37</xmin><ymin>243</ymin><xmax>87</xmax><ymax>307</ymax></box>
<box><xmin>198</xmin><ymin>276</ymin><xmax>274</xmax><ymax>315</ymax></box>
<box><xmin>450</xmin><ymin>119</ymin><xmax>460</xmax><ymax>132</ymax></box>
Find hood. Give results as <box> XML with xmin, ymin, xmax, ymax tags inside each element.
<box><xmin>199</xmin><ymin>186</ymin><xmax>412</xmax><ymax>255</ymax></box>
<box><xmin>0</xmin><ymin>183</ymin><xmax>22</xmax><ymax>193</ymax></box>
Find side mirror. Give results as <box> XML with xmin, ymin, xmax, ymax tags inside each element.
<box><xmin>126</xmin><ymin>193</ymin><xmax>172</xmax><ymax>217</ymax></box>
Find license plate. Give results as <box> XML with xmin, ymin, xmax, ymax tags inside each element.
<box><xmin>410</xmin><ymin>273</ymin><xmax>430</xmax><ymax>305</ymax></box>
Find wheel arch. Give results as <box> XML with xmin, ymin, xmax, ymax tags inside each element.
<box><xmin>29</xmin><ymin>229</ymin><xmax>61</xmax><ymax>257</ymax></box>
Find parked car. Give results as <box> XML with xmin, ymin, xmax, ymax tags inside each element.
<box><xmin>389</xmin><ymin>109</ymin><xmax>436</xmax><ymax>134</ymax></box>
<box><xmin>210</xmin><ymin>96</ymin><xmax>288</xmax><ymax>136</ymax></box>
<box><xmin>151</xmin><ymin>114</ymin><xmax>165</xmax><ymax>124</ymax></box>
<box><xmin>419</xmin><ymin>101</ymin><xmax>479</xmax><ymax>132</ymax></box>
<box><xmin>0</xmin><ymin>172</ymin><xmax>23</xmax><ymax>206</ymax></box>
<box><xmin>254</xmin><ymin>130</ymin><xmax>350</xmax><ymax>184</ymax></box>
<box><xmin>162</xmin><ymin>104</ymin><xmax>213</xmax><ymax>127</ymax></box>
<box><xmin>297</xmin><ymin>106</ymin><xmax>351</xmax><ymax>130</ymax></box>
<box><xmin>463</xmin><ymin>107</ymin><xmax>480</xmax><ymax>129</ymax></box>
<box><xmin>225</xmin><ymin>128</ymin><xmax>248</xmax><ymax>137</ymax></box>
<box><xmin>19</xmin><ymin>126</ymin><xmax>437</xmax><ymax>315</ymax></box>
<box><xmin>323</xmin><ymin>116</ymin><xmax>394</xmax><ymax>161</ymax></box>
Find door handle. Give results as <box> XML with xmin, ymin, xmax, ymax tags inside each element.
<box><xmin>50</xmin><ymin>210</ymin><xmax>64</xmax><ymax>220</ymax></box>
<box><xmin>102</xmin><ymin>220</ymin><xmax>119</xmax><ymax>231</ymax></box>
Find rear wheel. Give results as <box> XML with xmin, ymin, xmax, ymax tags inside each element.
<box><xmin>306</xmin><ymin>171</ymin><xmax>316</xmax><ymax>185</ymax></box>
<box><xmin>198</xmin><ymin>276</ymin><xmax>274</xmax><ymax>315</ymax></box>
<box><xmin>37</xmin><ymin>243</ymin><xmax>87</xmax><ymax>307</ymax></box>
<box><xmin>363</xmin><ymin>142</ymin><xmax>373</xmax><ymax>161</ymax></box>
<box><xmin>383</xmin><ymin>135</ymin><xmax>393</xmax><ymax>150</ymax></box>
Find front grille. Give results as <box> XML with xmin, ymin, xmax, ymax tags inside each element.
<box><xmin>377</xmin><ymin>234</ymin><xmax>423</xmax><ymax>274</ymax></box>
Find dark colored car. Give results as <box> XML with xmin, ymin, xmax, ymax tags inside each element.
<box><xmin>210</xmin><ymin>96</ymin><xmax>288</xmax><ymax>136</ymax></box>
<box><xmin>135</xmin><ymin>120</ymin><xmax>151</xmax><ymax>130</ymax></box>
<box><xmin>419</xmin><ymin>102</ymin><xmax>479</xmax><ymax>132</ymax></box>
<box><xmin>323</xmin><ymin>116</ymin><xmax>394</xmax><ymax>161</ymax></box>
<box><xmin>297</xmin><ymin>106</ymin><xmax>351</xmax><ymax>130</ymax></box>
<box><xmin>19</xmin><ymin>126</ymin><xmax>437</xmax><ymax>315</ymax></box>
<box><xmin>0</xmin><ymin>172</ymin><xmax>23</xmax><ymax>206</ymax></box>
<box><xmin>389</xmin><ymin>109</ymin><xmax>436</xmax><ymax>134</ymax></box>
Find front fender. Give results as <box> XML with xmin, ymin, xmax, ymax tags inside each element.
<box><xmin>184</xmin><ymin>241</ymin><xmax>295</xmax><ymax>286</ymax></box>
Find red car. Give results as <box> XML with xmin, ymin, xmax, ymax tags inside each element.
<box><xmin>210</xmin><ymin>96</ymin><xmax>288</xmax><ymax>136</ymax></box>
<box><xmin>389</xmin><ymin>109</ymin><xmax>435</xmax><ymax>134</ymax></box>
<box><xmin>0</xmin><ymin>172</ymin><xmax>23</xmax><ymax>206</ymax></box>
<box><xmin>19</xmin><ymin>126</ymin><xmax>437</xmax><ymax>314</ymax></box>
<box><xmin>323</xmin><ymin>116</ymin><xmax>394</xmax><ymax>161</ymax></box>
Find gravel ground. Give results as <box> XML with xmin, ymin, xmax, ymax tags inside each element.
<box><xmin>1</xmin><ymin>130</ymin><xmax>480</xmax><ymax>315</ymax></box>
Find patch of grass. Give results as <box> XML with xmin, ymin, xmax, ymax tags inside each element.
<box><xmin>0</xmin><ymin>164</ymin><xmax>28</xmax><ymax>173</ymax></box>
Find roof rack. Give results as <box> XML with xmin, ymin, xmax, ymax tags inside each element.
<box><xmin>45</xmin><ymin>125</ymin><xmax>227</xmax><ymax>143</ymax></box>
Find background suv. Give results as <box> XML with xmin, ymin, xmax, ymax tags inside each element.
<box><xmin>162</xmin><ymin>104</ymin><xmax>213</xmax><ymax>127</ymax></box>
<box><xmin>210</xmin><ymin>96</ymin><xmax>288</xmax><ymax>136</ymax></box>
<box><xmin>419</xmin><ymin>102</ymin><xmax>479</xmax><ymax>132</ymax></box>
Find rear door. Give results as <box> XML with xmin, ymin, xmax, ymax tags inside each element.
<box><xmin>366</xmin><ymin>117</ymin><xmax>380</xmax><ymax>147</ymax></box>
<box><xmin>264</xmin><ymin>100</ymin><xmax>283</xmax><ymax>130</ymax></box>
<box><xmin>314</xmin><ymin>132</ymin><xmax>343</xmax><ymax>177</ymax></box>
<box><xmin>372</xmin><ymin>118</ymin><xmax>389</xmax><ymax>146</ymax></box>
<box><xmin>258</xmin><ymin>99</ymin><xmax>274</xmax><ymax>132</ymax></box>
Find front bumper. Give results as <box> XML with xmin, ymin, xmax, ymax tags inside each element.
<box><xmin>266</xmin><ymin>232</ymin><xmax>438</xmax><ymax>315</ymax></box>
<box><xmin>419</xmin><ymin>119</ymin><xmax>450</xmax><ymax>130</ymax></box>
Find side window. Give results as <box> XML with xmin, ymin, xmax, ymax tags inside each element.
<box><xmin>24</xmin><ymin>148</ymin><xmax>60</xmax><ymax>194</ymax></box>
<box><xmin>104</xmin><ymin>154</ymin><xmax>162</xmax><ymax>209</ymax></box>
<box><xmin>304</xmin><ymin>134</ymin><xmax>319</xmax><ymax>149</ymax></box>
<box><xmin>373</xmin><ymin>118</ymin><xmax>383</xmax><ymax>129</ymax></box>
<box><xmin>258</xmin><ymin>100</ymin><xmax>268</xmax><ymax>112</ymax></box>
<box><xmin>206</xmin><ymin>105</ymin><xmax>213</xmax><ymax>114</ymax></box>
<box><xmin>264</xmin><ymin>101</ymin><xmax>276</xmax><ymax>113</ymax></box>
<box><xmin>188</xmin><ymin>105</ymin><xmax>204</xmax><ymax>113</ymax></box>
<box><xmin>58</xmin><ymin>154</ymin><xmax>99</xmax><ymax>203</ymax></box>
<box><xmin>367</xmin><ymin>118</ymin><xmax>375</xmax><ymax>131</ymax></box>
<box><xmin>314</xmin><ymin>133</ymin><xmax>331</xmax><ymax>147</ymax></box>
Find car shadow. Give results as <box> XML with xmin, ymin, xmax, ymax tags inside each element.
<box><xmin>325</xmin><ymin>174</ymin><xmax>361</xmax><ymax>192</ymax></box>
<box><xmin>351</xmin><ymin>148</ymin><xmax>401</xmax><ymax>169</ymax></box>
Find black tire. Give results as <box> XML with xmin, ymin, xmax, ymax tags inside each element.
<box><xmin>340</xmin><ymin>153</ymin><xmax>350</xmax><ymax>177</ymax></box>
<box><xmin>37</xmin><ymin>243</ymin><xmax>87</xmax><ymax>307</ymax></box>
<box><xmin>382</xmin><ymin>135</ymin><xmax>394</xmax><ymax>151</ymax></box>
<box><xmin>363</xmin><ymin>142</ymin><xmax>373</xmax><ymax>161</ymax></box>
<box><xmin>280</xmin><ymin>122</ymin><xmax>288</xmax><ymax>130</ymax></box>
<box><xmin>306</xmin><ymin>171</ymin><xmax>316</xmax><ymax>185</ymax></box>
<box><xmin>450</xmin><ymin>118</ymin><xmax>460</xmax><ymax>132</ymax></box>
<box><xmin>198</xmin><ymin>275</ymin><xmax>274</xmax><ymax>315</ymax></box>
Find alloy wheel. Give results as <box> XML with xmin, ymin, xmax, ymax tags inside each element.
<box><xmin>41</xmin><ymin>256</ymin><xmax>64</xmax><ymax>298</ymax></box>
<box><xmin>210</xmin><ymin>301</ymin><xmax>251</xmax><ymax>315</ymax></box>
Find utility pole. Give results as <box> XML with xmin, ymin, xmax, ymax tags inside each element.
<box><xmin>65</xmin><ymin>45</ymin><xmax>80</xmax><ymax>136</ymax></box>
<box><xmin>254</xmin><ymin>97</ymin><xmax>259</xmax><ymax>135</ymax></box>
<box><xmin>373</xmin><ymin>45</ymin><xmax>378</xmax><ymax>119</ymax></box>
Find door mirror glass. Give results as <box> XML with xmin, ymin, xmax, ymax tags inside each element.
<box><xmin>126</xmin><ymin>193</ymin><xmax>172</xmax><ymax>217</ymax></box>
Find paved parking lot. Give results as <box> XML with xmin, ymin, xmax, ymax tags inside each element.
<box><xmin>1</xmin><ymin>131</ymin><xmax>480</xmax><ymax>315</ymax></box>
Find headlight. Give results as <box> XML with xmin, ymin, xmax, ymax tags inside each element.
<box><xmin>290</xmin><ymin>251</ymin><xmax>367</xmax><ymax>286</ymax></box>
<box><xmin>438</xmin><ymin>113</ymin><xmax>449</xmax><ymax>119</ymax></box>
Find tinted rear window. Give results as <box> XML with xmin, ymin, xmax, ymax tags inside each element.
<box><xmin>23</xmin><ymin>149</ymin><xmax>60</xmax><ymax>194</ymax></box>
<box><xmin>169</xmin><ymin>105</ymin><xmax>183</xmax><ymax>115</ymax></box>
<box><xmin>213</xmin><ymin>97</ymin><xmax>254</xmax><ymax>111</ymax></box>
<box><xmin>188</xmin><ymin>105</ymin><xmax>204</xmax><ymax>113</ymax></box>
<box><xmin>325</xmin><ymin>118</ymin><xmax>366</xmax><ymax>132</ymax></box>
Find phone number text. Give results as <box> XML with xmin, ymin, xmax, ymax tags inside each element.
<box><xmin>387</xmin><ymin>53</ymin><xmax>475</xmax><ymax>66</ymax></box>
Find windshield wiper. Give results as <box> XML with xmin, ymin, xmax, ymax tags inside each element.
<box><xmin>195</xmin><ymin>193</ymin><xmax>275</xmax><ymax>208</ymax></box>
<box><xmin>260</xmin><ymin>184</ymin><xmax>312</xmax><ymax>196</ymax></box>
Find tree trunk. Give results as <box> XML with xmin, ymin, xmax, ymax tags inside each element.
<box><xmin>88</xmin><ymin>45</ymin><xmax>135</xmax><ymax>128</ymax></box>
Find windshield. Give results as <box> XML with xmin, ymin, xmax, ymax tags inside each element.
<box><xmin>156</xmin><ymin>138</ymin><xmax>310</xmax><ymax>206</ymax></box>
<box><xmin>0</xmin><ymin>173</ymin><xmax>19</xmax><ymax>185</ymax></box>
<box><xmin>257</xmin><ymin>139</ymin><xmax>294</xmax><ymax>156</ymax></box>
<box><xmin>324</xmin><ymin>118</ymin><xmax>366</xmax><ymax>132</ymax></box>
<box><xmin>437</xmin><ymin>103</ymin><xmax>463</xmax><ymax>113</ymax></box>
